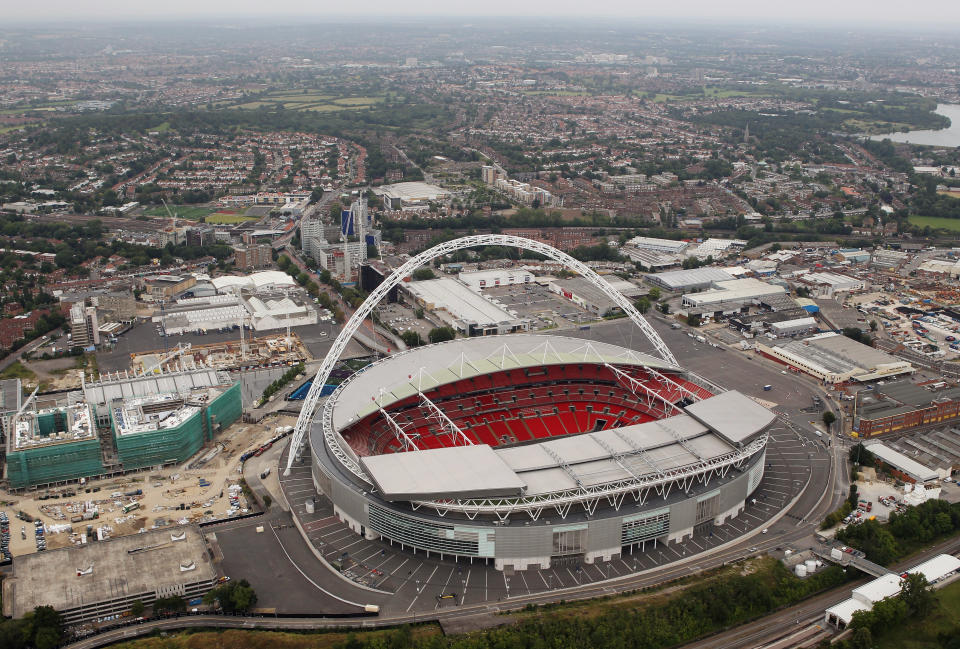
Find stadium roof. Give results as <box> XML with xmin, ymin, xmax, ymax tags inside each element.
<box><xmin>361</xmin><ymin>445</ymin><xmax>525</xmax><ymax>500</ymax></box>
<box><xmin>331</xmin><ymin>334</ymin><xmax>675</xmax><ymax>431</ymax></box>
<box><xmin>685</xmin><ymin>391</ymin><xmax>777</xmax><ymax>446</ymax></box>
<box><xmin>347</xmin><ymin>392</ymin><xmax>769</xmax><ymax>502</ymax></box>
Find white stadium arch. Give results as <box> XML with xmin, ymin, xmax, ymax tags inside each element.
<box><xmin>285</xmin><ymin>234</ymin><xmax>677</xmax><ymax>474</ymax></box>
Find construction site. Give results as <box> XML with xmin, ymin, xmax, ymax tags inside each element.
<box><xmin>0</xmin><ymin>376</ymin><xmax>297</xmax><ymax>561</ymax></box>
<box><xmin>3</xmin><ymin>367</ymin><xmax>243</xmax><ymax>490</ymax></box>
<box><xmin>128</xmin><ymin>332</ymin><xmax>309</xmax><ymax>374</ymax></box>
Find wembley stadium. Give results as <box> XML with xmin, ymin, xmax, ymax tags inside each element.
<box><xmin>300</xmin><ymin>334</ymin><xmax>773</xmax><ymax>572</ymax></box>
<box><xmin>284</xmin><ymin>235</ymin><xmax>776</xmax><ymax>572</ymax></box>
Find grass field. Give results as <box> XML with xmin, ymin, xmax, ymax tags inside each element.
<box><xmin>938</xmin><ymin>190</ymin><xmax>960</xmax><ymax>199</ymax></box>
<box><xmin>230</xmin><ymin>92</ymin><xmax>383</xmax><ymax>113</ymax></box>
<box><xmin>205</xmin><ymin>212</ymin><xmax>259</xmax><ymax>224</ymax></box>
<box><xmin>877</xmin><ymin>579</ymin><xmax>960</xmax><ymax>649</ymax></box>
<box><xmin>908</xmin><ymin>215</ymin><xmax>960</xmax><ymax>232</ymax></box>
<box><xmin>142</xmin><ymin>205</ymin><xmax>214</xmax><ymax>221</ymax></box>
<box><xmin>0</xmin><ymin>361</ymin><xmax>37</xmax><ymax>382</ymax></box>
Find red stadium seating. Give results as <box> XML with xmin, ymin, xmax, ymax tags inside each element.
<box><xmin>339</xmin><ymin>364</ymin><xmax>713</xmax><ymax>454</ymax></box>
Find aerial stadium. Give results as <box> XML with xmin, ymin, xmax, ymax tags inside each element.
<box><xmin>287</xmin><ymin>235</ymin><xmax>776</xmax><ymax>572</ymax></box>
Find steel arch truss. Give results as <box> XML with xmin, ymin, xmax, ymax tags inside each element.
<box><xmin>286</xmin><ymin>234</ymin><xmax>676</xmax><ymax>473</ymax></box>
<box><xmin>410</xmin><ymin>434</ymin><xmax>767</xmax><ymax>521</ymax></box>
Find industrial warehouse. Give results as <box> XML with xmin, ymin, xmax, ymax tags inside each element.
<box><xmin>402</xmin><ymin>277</ymin><xmax>530</xmax><ymax>336</ymax></box>
<box><xmin>152</xmin><ymin>270</ymin><xmax>318</xmax><ymax>335</ymax></box>
<box><xmin>755</xmin><ymin>332</ymin><xmax>914</xmax><ymax>385</ymax></box>
<box><xmin>3</xmin><ymin>368</ymin><xmax>242</xmax><ymax>489</ymax></box>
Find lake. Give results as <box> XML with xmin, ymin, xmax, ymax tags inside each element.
<box><xmin>869</xmin><ymin>103</ymin><xmax>960</xmax><ymax>147</ymax></box>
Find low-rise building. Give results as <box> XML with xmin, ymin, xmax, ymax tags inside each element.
<box><xmin>2</xmin><ymin>526</ymin><xmax>217</xmax><ymax>625</ymax></box>
<box><xmin>756</xmin><ymin>332</ymin><xmax>913</xmax><ymax>385</ymax></box>
<box><xmin>682</xmin><ymin>278</ymin><xmax>787</xmax><ymax>312</ymax></box>
<box><xmin>459</xmin><ymin>269</ymin><xmax>533</xmax><ymax>291</ymax></box>
<box><xmin>855</xmin><ymin>380</ymin><xmax>960</xmax><ymax>437</ymax></box>
<box><xmin>403</xmin><ymin>278</ymin><xmax>529</xmax><ymax>336</ymax></box>
<box><xmin>233</xmin><ymin>243</ymin><xmax>272</xmax><ymax>269</ymax></box>
<box><xmin>142</xmin><ymin>275</ymin><xmax>197</xmax><ymax>301</ymax></box>
<box><xmin>795</xmin><ymin>272</ymin><xmax>865</xmax><ymax>298</ymax></box>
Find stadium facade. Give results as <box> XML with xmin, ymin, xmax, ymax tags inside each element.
<box><xmin>305</xmin><ymin>334</ymin><xmax>773</xmax><ymax>571</ymax></box>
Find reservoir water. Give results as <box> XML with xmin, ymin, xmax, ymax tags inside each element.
<box><xmin>869</xmin><ymin>103</ymin><xmax>960</xmax><ymax>147</ymax></box>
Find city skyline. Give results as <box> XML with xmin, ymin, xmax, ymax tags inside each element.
<box><xmin>9</xmin><ymin>1</ymin><xmax>960</xmax><ymax>27</ymax></box>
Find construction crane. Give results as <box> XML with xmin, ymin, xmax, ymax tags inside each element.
<box><xmin>142</xmin><ymin>343</ymin><xmax>192</xmax><ymax>374</ymax></box>
<box><xmin>160</xmin><ymin>198</ymin><xmax>178</xmax><ymax>231</ymax></box>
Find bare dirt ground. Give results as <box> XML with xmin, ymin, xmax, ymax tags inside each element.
<box><xmin>0</xmin><ymin>413</ymin><xmax>298</xmax><ymax>557</ymax></box>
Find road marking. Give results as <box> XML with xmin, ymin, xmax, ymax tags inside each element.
<box><xmin>406</xmin><ymin>564</ymin><xmax>438</xmax><ymax>612</ymax></box>
<box><xmin>267</xmin><ymin>524</ymin><xmax>365</xmax><ymax>608</ymax></box>
<box><xmin>566</xmin><ymin>567</ymin><xmax>580</xmax><ymax>585</ymax></box>
<box><xmin>435</xmin><ymin>567</ymin><xmax>456</xmax><ymax>609</ymax></box>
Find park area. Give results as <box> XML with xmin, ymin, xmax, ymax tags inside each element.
<box><xmin>231</xmin><ymin>91</ymin><xmax>385</xmax><ymax>112</ymax></box>
<box><xmin>908</xmin><ymin>215</ymin><xmax>960</xmax><ymax>232</ymax></box>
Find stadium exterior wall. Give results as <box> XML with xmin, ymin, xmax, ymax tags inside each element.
<box><xmin>308</xmin><ymin>426</ymin><xmax>766</xmax><ymax>571</ymax></box>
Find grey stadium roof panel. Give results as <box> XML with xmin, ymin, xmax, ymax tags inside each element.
<box><xmin>360</xmin><ymin>445</ymin><xmax>526</xmax><ymax>501</ymax></box>
<box><xmin>684</xmin><ymin>391</ymin><xmax>776</xmax><ymax>446</ymax></box>
<box><xmin>355</xmin><ymin>393</ymin><xmax>768</xmax><ymax>501</ymax></box>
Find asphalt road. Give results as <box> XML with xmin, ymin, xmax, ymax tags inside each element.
<box><xmin>0</xmin><ymin>328</ymin><xmax>61</xmax><ymax>373</ymax></box>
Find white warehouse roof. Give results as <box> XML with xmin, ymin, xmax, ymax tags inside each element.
<box><xmin>825</xmin><ymin>598</ymin><xmax>871</xmax><ymax>626</ymax></box>
<box><xmin>863</xmin><ymin>442</ymin><xmax>940</xmax><ymax>483</ymax></box>
<box><xmin>646</xmin><ymin>267</ymin><xmax>735</xmax><ymax>290</ymax></box>
<box><xmin>852</xmin><ymin>573</ymin><xmax>903</xmax><ymax>604</ymax></box>
<box><xmin>211</xmin><ymin>271</ymin><xmax>296</xmax><ymax>292</ymax></box>
<box><xmin>405</xmin><ymin>278</ymin><xmax>519</xmax><ymax>327</ymax></box>
<box><xmin>683</xmin><ymin>278</ymin><xmax>786</xmax><ymax>307</ymax></box>
<box><xmin>908</xmin><ymin>554</ymin><xmax>960</xmax><ymax>583</ymax></box>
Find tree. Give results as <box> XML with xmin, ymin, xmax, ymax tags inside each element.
<box><xmin>822</xmin><ymin>411</ymin><xmax>836</xmax><ymax>432</ymax></box>
<box><xmin>154</xmin><ymin>596</ymin><xmax>186</xmax><ymax>614</ymax></box>
<box><xmin>634</xmin><ymin>297</ymin><xmax>651</xmax><ymax>314</ymax></box>
<box><xmin>900</xmin><ymin>572</ymin><xmax>934</xmax><ymax>618</ymax></box>
<box><xmin>412</xmin><ymin>268</ymin><xmax>436</xmax><ymax>281</ymax></box>
<box><xmin>647</xmin><ymin>287</ymin><xmax>661</xmax><ymax>302</ymax></box>
<box><xmin>658</xmin><ymin>302</ymin><xmax>671</xmax><ymax>314</ymax></box>
<box><xmin>869</xmin><ymin>320</ymin><xmax>878</xmax><ymax>332</ymax></box>
<box><xmin>203</xmin><ymin>579</ymin><xmax>258</xmax><ymax>614</ymax></box>
<box><xmin>687</xmin><ymin>313</ymin><xmax>702</xmax><ymax>327</ymax></box>
<box><xmin>130</xmin><ymin>600</ymin><xmax>145</xmax><ymax>617</ymax></box>
<box><xmin>277</xmin><ymin>255</ymin><xmax>290</xmax><ymax>271</ymax></box>
<box><xmin>428</xmin><ymin>326</ymin><xmax>456</xmax><ymax>344</ymax></box>
<box><xmin>401</xmin><ymin>330</ymin><xmax>422</xmax><ymax>347</ymax></box>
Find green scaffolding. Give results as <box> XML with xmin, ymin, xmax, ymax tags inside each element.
<box><xmin>112</xmin><ymin>382</ymin><xmax>241</xmax><ymax>471</ymax></box>
<box><xmin>7</xmin><ymin>438</ymin><xmax>104</xmax><ymax>489</ymax></box>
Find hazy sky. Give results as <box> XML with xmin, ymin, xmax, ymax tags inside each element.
<box><xmin>12</xmin><ymin>0</ymin><xmax>960</xmax><ymax>27</ymax></box>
